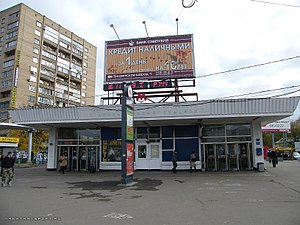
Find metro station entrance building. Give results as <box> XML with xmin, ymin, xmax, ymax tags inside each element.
<box><xmin>9</xmin><ymin>96</ymin><xmax>300</xmax><ymax>172</ymax></box>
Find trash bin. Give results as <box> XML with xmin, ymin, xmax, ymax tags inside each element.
<box><xmin>257</xmin><ymin>162</ymin><xmax>264</xmax><ymax>172</ymax></box>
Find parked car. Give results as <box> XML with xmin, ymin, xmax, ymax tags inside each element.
<box><xmin>293</xmin><ymin>152</ymin><xmax>300</xmax><ymax>160</ymax></box>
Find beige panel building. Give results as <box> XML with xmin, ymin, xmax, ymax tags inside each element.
<box><xmin>0</xmin><ymin>3</ymin><xmax>97</xmax><ymax>121</ymax></box>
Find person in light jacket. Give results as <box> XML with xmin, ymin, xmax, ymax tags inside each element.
<box><xmin>58</xmin><ymin>154</ymin><xmax>67</xmax><ymax>174</ymax></box>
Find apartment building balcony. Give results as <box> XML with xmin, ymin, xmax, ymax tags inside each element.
<box><xmin>59</xmin><ymin>44</ymin><xmax>71</xmax><ymax>54</ymax></box>
<box><xmin>43</xmin><ymin>38</ymin><xmax>58</xmax><ymax>49</ymax></box>
<box><xmin>57</xmin><ymin>70</ymin><xmax>69</xmax><ymax>79</ymax></box>
<box><xmin>39</xmin><ymin>82</ymin><xmax>54</xmax><ymax>91</ymax></box>
<box><xmin>40</xmin><ymin>73</ymin><xmax>55</xmax><ymax>82</ymax></box>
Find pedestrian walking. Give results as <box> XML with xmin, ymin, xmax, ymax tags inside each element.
<box><xmin>1</xmin><ymin>152</ymin><xmax>15</xmax><ymax>187</ymax></box>
<box><xmin>189</xmin><ymin>151</ymin><xmax>197</xmax><ymax>172</ymax></box>
<box><xmin>58</xmin><ymin>154</ymin><xmax>67</xmax><ymax>174</ymax></box>
<box><xmin>269</xmin><ymin>149</ymin><xmax>278</xmax><ymax>168</ymax></box>
<box><xmin>172</xmin><ymin>149</ymin><xmax>178</xmax><ymax>173</ymax></box>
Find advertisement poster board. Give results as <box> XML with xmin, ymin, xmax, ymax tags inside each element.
<box><xmin>104</xmin><ymin>34</ymin><xmax>195</xmax><ymax>82</ymax></box>
<box><xmin>126</xmin><ymin>143</ymin><xmax>134</xmax><ymax>176</ymax></box>
<box><xmin>262</xmin><ymin>118</ymin><xmax>291</xmax><ymax>132</ymax></box>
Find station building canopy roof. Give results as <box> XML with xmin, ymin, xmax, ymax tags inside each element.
<box><xmin>8</xmin><ymin>97</ymin><xmax>300</xmax><ymax>129</ymax></box>
<box><xmin>0</xmin><ymin>122</ymin><xmax>34</xmax><ymax>131</ymax></box>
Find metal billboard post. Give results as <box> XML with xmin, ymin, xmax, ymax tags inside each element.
<box><xmin>121</xmin><ymin>86</ymin><xmax>134</xmax><ymax>184</ymax></box>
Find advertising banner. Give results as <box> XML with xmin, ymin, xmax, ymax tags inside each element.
<box><xmin>262</xmin><ymin>118</ymin><xmax>291</xmax><ymax>132</ymax></box>
<box><xmin>126</xmin><ymin>143</ymin><xmax>134</xmax><ymax>176</ymax></box>
<box><xmin>126</xmin><ymin>107</ymin><xmax>134</xmax><ymax>140</ymax></box>
<box><xmin>104</xmin><ymin>34</ymin><xmax>195</xmax><ymax>82</ymax></box>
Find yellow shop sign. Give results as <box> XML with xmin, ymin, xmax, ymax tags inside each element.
<box><xmin>0</xmin><ymin>137</ymin><xmax>19</xmax><ymax>143</ymax></box>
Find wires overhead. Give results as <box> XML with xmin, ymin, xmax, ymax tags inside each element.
<box><xmin>182</xmin><ymin>0</ymin><xmax>198</xmax><ymax>8</ymax></box>
<box><xmin>249</xmin><ymin>0</ymin><xmax>300</xmax><ymax>8</ymax></box>
<box><xmin>197</xmin><ymin>55</ymin><xmax>300</xmax><ymax>78</ymax></box>
<box><xmin>218</xmin><ymin>85</ymin><xmax>300</xmax><ymax>99</ymax></box>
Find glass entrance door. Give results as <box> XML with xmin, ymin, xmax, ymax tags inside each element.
<box><xmin>228</xmin><ymin>144</ymin><xmax>239</xmax><ymax>171</ymax></box>
<box><xmin>79</xmin><ymin>146</ymin><xmax>98</xmax><ymax>171</ymax></box>
<box><xmin>238</xmin><ymin>143</ymin><xmax>252</xmax><ymax>170</ymax></box>
<box><xmin>136</xmin><ymin>142</ymin><xmax>161</xmax><ymax>170</ymax></box>
<box><xmin>58</xmin><ymin>146</ymin><xmax>78</xmax><ymax>171</ymax></box>
<box><xmin>205</xmin><ymin>144</ymin><xmax>217</xmax><ymax>171</ymax></box>
<box><xmin>216</xmin><ymin>144</ymin><xmax>227</xmax><ymax>171</ymax></box>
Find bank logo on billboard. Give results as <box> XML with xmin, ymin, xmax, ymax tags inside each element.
<box><xmin>104</xmin><ymin>34</ymin><xmax>195</xmax><ymax>82</ymax></box>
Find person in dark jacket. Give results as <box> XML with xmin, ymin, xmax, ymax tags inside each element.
<box><xmin>1</xmin><ymin>152</ymin><xmax>15</xmax><ymax>187</ymax></box>
<box><xmin>269</xmin><ymin>149</ymin><xmax>277</xmax><ymax>168</ymax></box>
<box><xmin>172</xmin><ymin>149</ymin><xmax>178</xmax><ymax>173</ymax></box>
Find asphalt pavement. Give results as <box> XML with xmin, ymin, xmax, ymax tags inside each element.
<box><xmin>0</xmin><ymin>160</ymin><xmax>299</xmax><ymax>225</ymax></box>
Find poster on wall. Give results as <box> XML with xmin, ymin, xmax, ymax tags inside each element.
<box><xmin>126</xmin><ymin>143</ymin><xmax>134</xmax><ymax>176</ymax></box>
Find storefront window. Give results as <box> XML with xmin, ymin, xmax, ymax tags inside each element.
<box><xmin>162</xmin><ymin>126</ymin><xmax>173</xmax><ymax>138</ymax></box>
<box><xmin>137</xmin><ymin>127</ymin><xmax>147</xmax><ymax>138</ymax></box>
<box><xmin>175</xmin><ymin>126</ymin><xmax>198</xmax><ymax>137</ymax></box>
<box><xmin>58</xmin><ymin>128</ymin><xmax>78</xmax><ymax>138</ymax></box>
<box><xmin>102</xmin><ymin>140</ymin><xmax>121</xmax><ymax>162</ymax></box>
<box><xmin>202</xmin><ymin>125</ymin><xmax>225</xmax><ymax>137</ymax></box>
<box><xmin>226</xmin><ymin>124</ymin><xmax>251</xmax><ymax>136</ymax></box>
<box><xmin>78</xmin><ymin>129</ymin><xmax>100</xmax><ymax>145</ymax></box>
<box><xmin>149</xmin><ymin>127</ymin><xmax>160</xmax><ymax>138</ymax></box>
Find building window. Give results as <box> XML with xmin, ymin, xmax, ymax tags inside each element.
<box><xmin>0</xmin><ymin>101</ymin><xmax>10</xmax><ymax>109</ymax></box>
<box><xmin>29</xmin><ymin>85</ymin><xmax>36</xmax><ymax>92</ymax></box>
<box><xmin>2</xmin><ymin>70</ymin><xmax>13</xmax><ymax>78</ymax></box>
<box><xmin>7</xmin><ymin>21</ymin><xmax>18</xmax><ymax>30</ymax></box>
<box><xmin>83</xmin><ymin>62</ymin><xmax>88</xmax><ymax>67</ymax></box>
<box><xmin>81</xmin><ymin>100</ymin><xmax>86</xmax><ymax>105</ymax></box>
<box><xmin>34</xmin><ymin>38</ymin><xmax>40</xmax><ymax>45</ymax></box>
<box><xmin>44</xmin><ymin>25</ymin><xmax>58</xmax><ymax>44</ymax></box>
<box><xmin>32</xmin><ymin>57</ymin><xmax>38</xmax><ymax>64</ymax></box>
<box><xmin>84</xmin><ymin>54</ymin><xmax>88</xmax><ymax>60</ymax></box>
<box><xmin>82</xmin><ymin>92</ymin><xmax>86</xmax><ymax>97</ymax></box>
<box><xmin>1</xmin><ymin>18</ymin><xmax>5</xmax><ymax>24</ymax></box>
<box><xmin>8</xmin><ymin>12</ymin><xmax>19</xmax><ymax>20</ymax></box>
<box><xmin>3</xmin><ymin>59</ymin><xmax>14</xmax><ymax>68</ymax></box>
<box><xmin>82</xmin><ymin>85</ymin><xmax>86</xmax><ymax>90</ymax></box>
<box><xmin>29</xmin><ymin>75</ymin><xmax>37</xmax><ymax>82</ymax></box>
<box><xmin>38</xmin><ymin>96</ymin><xmax>54</xmax><ymax>105</ymax></box>
<box><xmin>30</xmin><ymin>66</ymin><xmax>37</xmax><ymax>74</ymax></box>
<box><xmin>0</xmin><ymin>36</ymin><xmax>3</xmax><ymax>42</ymax></box>
<box><xmin>0</xmin><ymin>27</ymin><xmax>4</xmax><ymax>33</ymax></box>
<box><xmin>83</xmin><ymin>69</ymin><xmax>87</xmax><ymax>75</ymax></box>
<box><xmin>42</xmin><ymin>50</ymin><xmax>56</xmax><ymax>60</ymax></box>
<box><xmin>34</xmin><ymin>29</ymin><xmax>41</xmax><ymax>36</ymax></box>
<box><xmin>41</xmin><ymin>59</ymin><xmax>55</xmax><ymax>70</ymax></box>
<box><xmin>39</xmin><ymin>87</ymin><xmax>53</xmax><ymax>96</ymax></box>
<box><xmin>83</xmin><ymin>77</ymin><xmax>87</xmax><ymax>82</ymax></box>
<box><xmin>33</xmin><ymin>48</ymin><xmax>39</xmax><ymax>54</ymax></box>
<box><xmin>0</xmin><ymin>80</ymin><xmax>12</xmax><ymax>88</ymax></box>
<box><xmin>5</xmin><ymin>40</ymin><xmax>16</xmax><ymax>48</ymax></box>
<box><xmin>28</xmin><ymin>95</ymin><xmax>35</xmax><ymax>102</ymax></box>
<box><xmin>36</xmin><ymin>21</ymin><xmax>42</xmax><ymax>28</ymax></box>
<box><xmin>40</xmin><ymin>67</ymin><xmax>55</xmax><ymax>78</ymax></box>
<box><xmin>6</xmin><ymin>30</ymin><xmax>17</xmax><ymax>39</ymax></box>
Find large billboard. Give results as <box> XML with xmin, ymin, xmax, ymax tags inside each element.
<box><xmin>104</xmin><ymin>34</ymin><xmax>195</xmax><ymax>83</ymax></box>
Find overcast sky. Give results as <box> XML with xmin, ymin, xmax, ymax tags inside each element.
<box><xmin>1</xmin><ymin>0</ymin><xmax>300</xmax><ymax>119</ymax></box>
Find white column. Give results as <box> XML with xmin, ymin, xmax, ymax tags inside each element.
<box><xmin>47</xmin><ymin>127</ymin><xmax>57</xmax><ymax>170</ymax></box>
<box><xmin>252</xmin><ymin>120</ymin><xmax>264</xmax><ymax>169</ymax></box>
<box><xmin>27</xmin><ymin>131</ymin><xmax>33</xmax><ymax>162</ymax></box>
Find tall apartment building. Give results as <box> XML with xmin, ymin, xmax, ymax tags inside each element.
<box><xmin>0</xmin><ymin>3</ymin><xmax>97</xmax><ymax>121</ymax></box>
